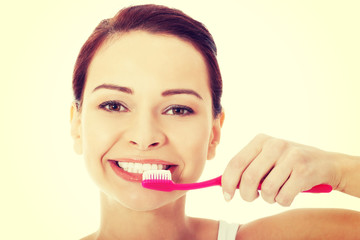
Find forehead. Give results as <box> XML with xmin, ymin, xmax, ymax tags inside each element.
<box><xmin>85</xmin><ymin>31</ymin><xmax>211</xmax><ymax>97</ymax></box>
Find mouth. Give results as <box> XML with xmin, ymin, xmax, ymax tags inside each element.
<box><xmin>108</xmin><ymin>159</ymin><xmax>176</xmax><ymax>182</ymax></box>
<box><xmin>116</xmin><ymin>161</ymin><xmax>171</xmax><ymax>173</ymax></box>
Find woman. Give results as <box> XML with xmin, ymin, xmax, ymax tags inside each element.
<box><xmin>70</xmin><ymin>4</ymin><xmax>360</xmax><ymax>239</ymax></box>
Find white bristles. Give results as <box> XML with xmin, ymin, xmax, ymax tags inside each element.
<box><xmin>142</xmin><ymin>170</ymin><xmax>172</xmax><ymax>181</ymax></box>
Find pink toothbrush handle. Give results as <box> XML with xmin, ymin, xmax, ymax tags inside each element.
<box><xmin>171</xmin><ymin>176</ymin><xmax>223</xmax><ymax>190</ymax></box>
<box><xmin>175</xmin><ymin>176</ymin><xmax>332</xmax><ymax>193</ymax></box>
<box><xmin>257</xmin><ymin>182</ymin><xmax>333</xmax><ymax>193</ymax></box>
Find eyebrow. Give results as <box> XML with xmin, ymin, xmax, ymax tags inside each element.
<box><xmin>162</xmin><ymin>89</ymin><xmax>203</xmax><ymax>100</ymax></box>
<box><xmin>92</xmin><ymin>84</ymin><xmax>202</xmax><ymax>100</ymax></box>
<box><xmin>92</xmin><ymin>84</ymin><xmax>133</xmax><ymax>94</ymax></box>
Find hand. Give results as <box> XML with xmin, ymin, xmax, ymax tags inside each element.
<box><xmin>222</xmin><ymin>134</ymin><xmax>341</xmax><ymax>206</ymax></box>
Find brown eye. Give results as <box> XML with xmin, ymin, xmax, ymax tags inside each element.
<box><xmin>99</xmin><ymin>101</ymin><xmax>128</xmax><ymax>112</ymax></box>
<box><xmin>164</xmin><ymin>105</ymin><xmax>194</xmax><ymax>116</ymax></box>
<box><xmin>171</xmin><ymin>108</ymin><xmax>186</xmax><ymax>115</ymax></box>
<box><xmin>108</xmin><ymin>103</ymin><xmax>121</xmax><ymax>111</ymax></box>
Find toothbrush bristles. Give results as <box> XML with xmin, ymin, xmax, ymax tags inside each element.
<box><xmin>142</xmin><ymin>170</ymin><xmax>172</xmax><ymax>182</ymax></box>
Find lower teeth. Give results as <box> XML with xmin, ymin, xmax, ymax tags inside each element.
<box><xmin>123</xmin><ymin>168</ymin><xmax>144</xmax><ymax>174</ymax></box>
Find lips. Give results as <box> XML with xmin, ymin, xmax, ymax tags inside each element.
<box><xmin>109</xmin><ymin>159</ymin><xmax>176</xmax><ymax>182</ymax></box>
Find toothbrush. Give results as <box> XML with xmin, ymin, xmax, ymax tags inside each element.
<box><xmin>142</xmin><ymin>170</ymin><xmax>333</xmax><ymax>193</ymax></box>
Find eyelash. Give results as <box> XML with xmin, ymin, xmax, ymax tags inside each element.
<box><xmin>98</xmin><ymin>101</ymin><xmax>194</xmax><ymax>116</ymax></box>
<box><xmin>163</xmin><ymin>105</ymin><xmax>194</xmax><ymax>116</ymax></box>
<box><xmin>98</xmin><ymin>100</ymin><xmax>128</xmax><ymax>112</ymax></box>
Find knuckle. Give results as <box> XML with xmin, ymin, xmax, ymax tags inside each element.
<box><xmin>287</xmin><ymin>147</ymin><xmax>304</xmax><ymax>161</ymax></box>
<box><xmin>264</xmin><ymin>137</ymin><xmax>288</xmax><ymax>152</ymax></box>
<box><xmin>229</xmin><ymin>157</ymin><xmax>248</xmax><ymax>171</ymax></box>
<box><xmin>261</xmin><ymin>181</ymin><xmax>277</xmax><ymax>195</ymax></box>
<box><xmin>242</xmin><ymin>170</ymin><xmax>258</xmax><ymax>185</ymax></box>
<box><xmin>260</xmin><ymin>185</ymin><xmax>277</xmax><ymax>204</ymax></box>
<box><xmin>252</xmin><ymin>133</ymin><xmax>270</xmax><ymax>146</ymax></box>
<box><xmin>262</xmin><ymin>195</ymin><xmax>276</xmax><ymax>204</ymax></box>
<box><xmin>254</xmin><ymin>133</ymin><xmax>268</xmax><ymax>141</ymax></box>
<box><xmin>240</xmin><ymin>190</ymin><xmax>258</xmax><ymax>202</ymax></box>
<box><xmin>287</xmin><ymin>149</ymin><xmax>313</xmax><ymax>175</ymax></box>
<box><xmin>276</xmin><ymin>194</ymin><xmax>292</xmax><ymax>207</ymax></box>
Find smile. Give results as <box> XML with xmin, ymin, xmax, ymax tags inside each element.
<box><xmin>108</xmin><ymin>159</ymin><xmax>176</xmax><ymax>182</ymax></box>
<box><xmin>117</xmin><ymin>162</ymin><xmax>170</xmax><ymax>173</ymax></box>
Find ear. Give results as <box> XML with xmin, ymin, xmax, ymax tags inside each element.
<box><xmin>207</xmin><ymin>111</ymin><xmax>225</xmax><ymax>160</ymax></box>
<box><xmin>70</xmin><ymin>102</ymin><xmax>83</xmax><ymax>155</ymax></box>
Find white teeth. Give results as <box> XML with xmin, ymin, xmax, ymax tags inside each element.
<box><xmin>117</xmin><ymin>162</ymin><xmax>169</xmax><ymax>174</ymax></box>
<box><xmin>117</xmin><ymin>162</ymin><xmax>129</xmax><ymax>169</ymax></box>
<box><xmin>151</xmin><ymin>164</ymin><xmax>158</xmax><ymax>170</ymax></box>
<box><xmin>143</xmin><ymin>164</ymin><xmax>152</xmax><ymax>171</ymax></box>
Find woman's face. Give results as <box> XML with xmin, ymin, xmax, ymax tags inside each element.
<box><xmin>71</xmin><ymin>31</ymin><xmax>222</xmax><ymax>211</ymax></box>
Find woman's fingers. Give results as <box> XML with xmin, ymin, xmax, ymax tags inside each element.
<box><xmin>239</xmin><ymin>137</ymin><xmax>289</xmax><ymax>202</ymax></box>
<box><xmin>222</xmin><ymin>134</ymin><xmax>269</xmax><ymax>201</ymax></box>
<box><xmin>275</xmin><ymin>173</ymin><xmax>306</xmax><ymax>206</ymax></box>
<box><xmin>260</xmin><ymin>162</ymin><xmax>292</xmax><ymax>204</ymax></box>
<box><xmin>223</xmin><ymin>134</ymin><xmax>334</xmax><ymax>206</ymax></box>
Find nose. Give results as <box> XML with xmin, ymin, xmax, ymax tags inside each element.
<box><xmin>125</xmin><ymin>113</ymin><xmax>166</xmax><ymax>151</ymax></box>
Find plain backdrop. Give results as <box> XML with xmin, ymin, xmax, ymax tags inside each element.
<box><xmin>1</xmin><ymin>0</ymin><xmax>359</xmax><ymax>239</ymax></box>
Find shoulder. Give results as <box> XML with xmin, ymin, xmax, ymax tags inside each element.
<box><xmin>236</xmin><ymin>208</ymin><xmax>360</xmax><ymax>240</ymax></box>
<box><xmin>188</xmin><ymin>217</ymin><xmax>219</xmax><ymax>240</ymax></box>
<box><xmin>80</xmin><ymin>232</ymin><xmax>97</xmax><ymax>240</ymax></box>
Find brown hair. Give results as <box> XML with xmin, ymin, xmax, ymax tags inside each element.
<box><xmin>72</xmin><ymin>4</ymin><xmax>222</xmax><ymax>117</ymax></box>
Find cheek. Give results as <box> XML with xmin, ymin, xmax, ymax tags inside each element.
<box><xmin>81</xmin><ymin>109</ymin><xmax>124</xmax><ymax>152</ymax></box>
<box><xmin>82</xmin><ymin>120</ymin><xmax>110</xmax><ymax>157</ymax></box>
<box><xmin>81</xmin><ymin>111</ymin><xmax>122</xmax><ymax>176</ymax></box>
<box><xmin>170</xmin><ymin>118</ymin><xmax>212</xmax><ymax>182</ymax></box>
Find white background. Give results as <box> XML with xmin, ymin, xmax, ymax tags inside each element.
<box><xmin>1</xmin><ymin>0</ymin><xmax>359</xmax><ymax>239</ymax></box>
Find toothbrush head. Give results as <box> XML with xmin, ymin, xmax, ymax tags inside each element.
<box><xmin>142</xmin><ymin>170</ymin><xmax>175</xmax><ymax>192</ymax></box>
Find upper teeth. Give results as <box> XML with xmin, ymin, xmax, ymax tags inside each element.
<box><xmin>117</xmin><ymin>162</ymin><xmax>168</xmax><ymax>174</ymax></box>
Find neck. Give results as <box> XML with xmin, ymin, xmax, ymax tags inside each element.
<box><xmin>95</xmin><ymin>192</ymin><xmax>192</xmax><ymax>240</ymax></box>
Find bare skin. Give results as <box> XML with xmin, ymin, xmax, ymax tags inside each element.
<box><xmin>222</xmin><ymin>134</ymin><xmax>360</xmax><ymax>206</ymax></box>
<box><xmin>237</xmin><ymin>208</ymin><xmax>360</xmax><ymax>240</ymax></box>
<box><xmin>72</xmin><ymin>31</ymin><xmax>223</xmax><ymax>240</ymax></box>
<box><xmin>81</xmin><ymin>193</ymin><xmax>219</xmax><ymax>240</ymax></box>
<box><xmin>72</xmin><ymin>31</ymin><xmax>360</xmax><ymax>240</ymax></box>
<box><xmin>79</xmin><ymin>135</ymin><xmax>360</xmax><ymax>240</ymax></box>
<box><xmin>219</xmin><ymin>134</ymin><xmax>360</xmax><ymax>239</ymax></box>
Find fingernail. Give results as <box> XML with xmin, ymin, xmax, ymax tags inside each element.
<box><xmin>223</xmin><ymin>192</ymin><xmax>232</xmax><ymax>202</ymax></box>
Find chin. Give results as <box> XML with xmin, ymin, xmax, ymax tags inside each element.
<box><xmin>110</xmin><ymin>188</ymin><xmax>186</xmax><ymax>212</ymax></box>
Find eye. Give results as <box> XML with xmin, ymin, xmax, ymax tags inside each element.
<box><xmin>98</xmin><ymin>101</ymin><xmax>128</xmax><ymax>112</ymax></box>
<box><xmin>163</xmin><ymin>105</ymin><xmax>194</xmax><ymax>116</ymax></box>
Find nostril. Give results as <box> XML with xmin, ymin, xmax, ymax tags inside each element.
<box><xmin>128</xmin><ymin>141</ymin><xmax>160</xmax><ymax>149</ymax></box>
<box><xmin>149</xmin><ymin>142</ymin><xmax>159</xmax><ymax>148</ymax></box>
